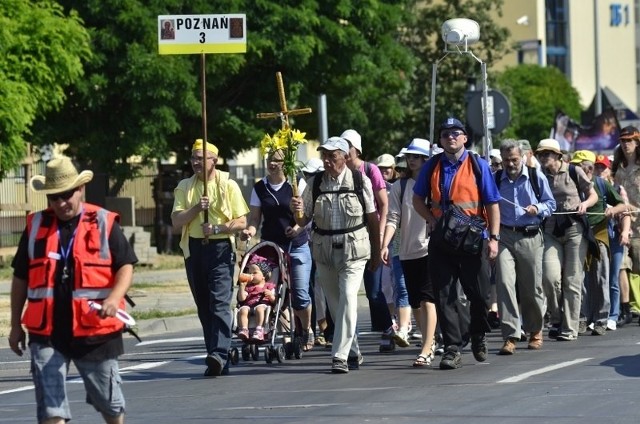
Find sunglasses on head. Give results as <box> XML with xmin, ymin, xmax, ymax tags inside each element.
<box><xmin>47</xmin><ymin>187</ymin><xmax>79</xmax><ymax>202</ymax></box>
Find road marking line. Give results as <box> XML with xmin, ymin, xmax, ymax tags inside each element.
<box><xmin>0</xmin><ymin>385</ymin><xmax>34</xmax><ymax>395</ymax></box>
<box><xmin>136</xmin><ymin>336</ymin><xmax>202</xmax><ymax>347</ymax></box>
<box><xmin>497</xmin><ymin>357</ymin><xmax>592</xmax><ymax>383</ymax></box>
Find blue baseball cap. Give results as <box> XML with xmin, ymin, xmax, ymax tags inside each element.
<box><xmin>439</xmin><ymin>117</ymin><xmax>467</xmax><ymax>134</ymax></box>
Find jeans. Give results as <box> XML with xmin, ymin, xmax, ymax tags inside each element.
<box><xmin>609</xmin><ymin>234</ymin><xmax>624</xmax><ymax>321</ymax></box>
<box><xmin>364</xmin><ymin>263</ymin><xmax>392</xmax><ymax>331</ymax></box>
<box><xmin>392</xmin><ymin>255</ymin><xmax>409</xmax><ymax>308</ymax></box>
<box><xmin>281</xmin><ymin>242</ymin><xmax>312</xmax><ymax>310</ymax></box>
<box><xmin>185</xmin><ymin>237</ymin><xmax>234</xmax><ymax>361</ymax></box>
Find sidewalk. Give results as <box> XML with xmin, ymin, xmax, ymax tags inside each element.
<box><xmin>0</xmin><ymin>268</ymin><xmax>202</xmax><ymax>349</ymax></box>
<box><xmin>1</xmin><ymin>267</ymin><xmax>370</xmax><ymax>349</ymax></box>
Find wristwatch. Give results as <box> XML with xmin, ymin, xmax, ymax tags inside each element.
<box><xmin>213</xmin><ymin>225</ymin><xmax>220</xmax><ymax>235</ymax></box>
<box><xmin>489</xmin><ymin>234</ymin><xmax>500</xmax><ymax>241</ymax></box>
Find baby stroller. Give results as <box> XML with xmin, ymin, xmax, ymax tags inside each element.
<box><xmin>229</xmin><ymin>240</ymin><xmax>300</xmax><ymax>364</ymax></box>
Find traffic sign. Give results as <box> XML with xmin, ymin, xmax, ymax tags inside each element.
<box><xmin>158</xmin><ymin>14</ymin><xmax>247</xmax><ymax>55</ymax></box>
<box><xmin>466</xmin><ymin>89</ymin><xmax>511</xmax><ymax>134</ymax></box>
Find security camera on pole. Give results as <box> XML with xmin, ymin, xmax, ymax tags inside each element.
<box><xmin>430</xmin><ymin>18</ymin><xmax>493</xmax><ymax>161</ymax></box>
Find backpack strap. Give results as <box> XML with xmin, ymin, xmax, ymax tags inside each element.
<box><xmin>527</xmin><ymin>166</ymin><xmax>542</xmax><ymax>202</ymax></box>
<box><xmin>594</xmin><ymin>176</ymin><xmax>607</xmax><ymax>208</ymax></box>
<box><xmin>568</xmin><ymin>164</ymin><xmax>583</xmax><ymax>201</ymax></box>
<box><xmin>398</xmin><ymin>177</ymin><xmax>409</xmax><ymax>228</ymax></box>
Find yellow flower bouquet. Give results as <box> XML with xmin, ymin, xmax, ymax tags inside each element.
<box><xmin>259</xmin><ymin>127</ymin><xmax>308</xmax><ymax>185</ymax></box>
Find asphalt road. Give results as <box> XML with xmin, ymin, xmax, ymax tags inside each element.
<box><xmin>1</xmin><ymin>309</ymin><xmax>639</xmax><ymax>424</ymax></box>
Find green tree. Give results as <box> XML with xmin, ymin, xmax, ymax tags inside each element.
<box><xmin>32</xmin><ymin>0</ymin><xmax>416</xmax><ymax>192</ymax></box>
<box><xmin>494</xmin><ymin>64</ymin><xmax>583</xmax><ymax>147</ymax></box>
<box><xmin>0</xmin><ymin>0</ymin><xmax>90</xmax><ymax>176</ymax></box>
<box><xmin>401</xmin><ymin>0</ymin><xmax>510</xmax><ymax>148</ymax></box>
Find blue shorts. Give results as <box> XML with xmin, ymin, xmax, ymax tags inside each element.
<box><xmin>30</xmin><ymin>342</ymin><xmax>125</xmax><ymax>422</ymax></box>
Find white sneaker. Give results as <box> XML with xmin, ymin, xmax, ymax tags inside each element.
<box><xmin>393</xmin><ymin>328</ymin><xmax>411</xmax><ymax>348</ymax></box>
<box><xmin>607</xmin><ymin>319</ymin><xmax>617</xmax><ymax>331</ymax></box>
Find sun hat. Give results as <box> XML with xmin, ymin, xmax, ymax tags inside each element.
<box><xmin>405</xmin><ymin>138</ymin><xmax>431</xmax><ymax>157</ymax></box>
<box><xmin>375</xmin><ymin>154</ymin><xmax>395</xmax><ymax>168</ymax></box>
<box><xmin>395</xmin><ymin>147</ymin><xmax>408</xmax><ymax>158</ymax></box>
<box><xmin>431</xmin><ymin>145</ymin><xmax>444</xmax><ymax>155</ymax></box>
<box><xmin>595</xmin><ymin>154</ymin><xmax>611</xmax><ymax>169</ymax></box>
<box><xmin>340</xmin><ymin>129</ymin><xmax>362</xmax><ymax>153</ymax></box>
<box><xmin>536</xmin><ymin>138</ymin><xmax>563</xmax><ymax>155</ymax></box>
<box><xmin>30</xmin><ymin>156</ymin><xmax>93</xmax><ymax>195</ymax></box>
<box><xmin>439</xmin><ymin>117</ymin><xmax>467</xmax><ymax>134</ymax></box>
<box><xmin>619</xmin><ymin>125</ymin><xmax>640</xmax><ymax>140</ymax></box>
<box><xmin>192</xmin><ymin>138</ymin><xmax>219</xmax><ymax>156</ymax></box>
<box><xmin>490</xmin><ymin>148</ymin><xmax>501</xmax><ymax>159</ymax></box>
<box><xmin>301</xmin><ymin>158</ymin><xmax>324</xmax><ymax>173</ymax></box>
<box><xmin>317</xmin><ymin>136</ymin><xmax>349</xmax><ymax>154</ymax></box>
<box><xmin>570</xmin><ymin>150</ymin><xmax>597</xmax><ymax>164</ymax></box>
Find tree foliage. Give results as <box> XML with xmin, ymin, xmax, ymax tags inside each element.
<box><xmin>493</xmin><ymin>64</ymin><xmax>582</xmax><ymax>148</ymax></box>
<box><xmin>0</xmin><ymin>0</ymin><xmax>90</xmax><ymax>175</ymax></box>
<box><xmin>31</xmin><ymin>0</ymin><xmax>417</xmax><ymax>193</ymax></box>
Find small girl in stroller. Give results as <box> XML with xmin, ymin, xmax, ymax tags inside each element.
<box><xmin>236</xmin><ymin>259</ymin><xmax>276</xmax><ymax>342</ymax></box>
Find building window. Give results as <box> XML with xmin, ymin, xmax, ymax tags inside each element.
<box><xmin>546</xmin><ymin>0</ymin><xmax>568</xmax><ymax>74</ymax></box>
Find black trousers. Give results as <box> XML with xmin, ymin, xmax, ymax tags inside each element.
<box><xmin>428</xmin><ymin>247</ymin><xmax>490</xmax><ymax>348</ymax></box>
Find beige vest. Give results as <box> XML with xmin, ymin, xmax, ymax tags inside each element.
<box><xmin>310</xmin><ymin>170</ymin><xmax>371</xmax><ymax>265</ymax></box>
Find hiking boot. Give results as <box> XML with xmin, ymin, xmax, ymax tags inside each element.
<box><xmin>331</xmin><ymin>358</ymin><xmax>349</xmax><ymax>374</ymax></box>
<box><xmin>471</xmin><ymin>334</ymin><xmax>488</xmax><ymax>362</ymax></box>
<box><xmin>527</xmin><ymin>331</ymin><xmax>543</xmax><ymax>350</ymax></box>
<box><xmin>578</xmin><ymin>321</ymin><xmax>588</xmax><ymax>334</ymax></box>
<box><xmin>439</xmin><ymin>347</ymin><xmax>462</xmax><ymax>370</ymax></box>
<box><xmin>379</xmin><ymin>331</ymin><xmax>396</xmax><ymax>353</ymax></box>
<box><xmin>498</xmin><ymin>338</ymin><xmax>517</xmax><ymax>355</ymax></box>
<box><xmin>591</xmin><ymin>322</ymin><xmax>606</xmax><ymax>335</ymax></box>
<box><xmin>347</xmin><ymin>354</ymin><xmax>364</xmax><ymax>370</ymax></box>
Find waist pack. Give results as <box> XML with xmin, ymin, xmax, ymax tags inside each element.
<box><xmin>432</xmin><ymin>204</ymin><xmax>485</xmax><ymax>256</ymax></box>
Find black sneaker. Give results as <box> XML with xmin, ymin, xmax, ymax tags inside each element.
<box><xmin>471</xmin><ymin>334</ymin><xmax>487</xmax><ymax>362</ymax></box>
<box><xmin>347</xmin><ymin>354</ymin><xmax>364</xmax><ymax>370</ymax></box>
<box><xmin>331</xmin><ymin>358</ymin><xmax>349</xmax><ymax>374</ymax></box>
<box><xmin>439</xmin><ymin>347</ymin><xmax>462</xmax><ymax>370</ymax></box>
<box><xmin>548</xmin><ymin>325</ymin><xmax>560</xmax><ymax>339</ymax></box>
<box><xmin>204</xmin><ymin>354</ymin><xmax>224</xmax><ymax>377</ymax></box>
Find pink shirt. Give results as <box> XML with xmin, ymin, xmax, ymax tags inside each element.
<box><xmin>240</xmin><ymin>282</ymin><xmax>276</xmax><ymax>308</ymax></box>
<box><xmin>358</xmin><ymin>162</ymin><xmax>386</xmax><ymax>217</ymax></box>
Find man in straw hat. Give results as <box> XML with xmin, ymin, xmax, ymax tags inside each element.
<box><xmin>9</xmin><ymin>156</ymin><xmax>137</xmax><ymax>423</ymax></box>
<box><xmin>172</xmin><ymin>139</ymin><xmax>249</xmax><ymax>377</ymax></box>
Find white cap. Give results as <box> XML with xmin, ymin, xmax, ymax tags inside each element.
<box><xmin>396</xmin><ymin>147</ymin><xmax>408</xmax><ymax>158</ymax></box>
<box><xmin>340</xmin><ymin>129</ymin><xmax>362</xmax><ymax>153</ymax></box>
<box><xmin>431</xmin><ymin>145</ymin><xmax>444</xmax><ymax>155</ymax></box>
<box><xmin>301</xmin><ymin>158</ymin><xmax>324</xmax><ymax>173</ymax></box>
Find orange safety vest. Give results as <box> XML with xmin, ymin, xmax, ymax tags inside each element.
<box><xmin>21</xmin><ymin>204</ymin><xmax>125</xmax><ymax>337</ymax></box>
<box><xmin>430</xmin><ymin>155</ymin><xmax>487</xmax><ymax>221</ymax></box>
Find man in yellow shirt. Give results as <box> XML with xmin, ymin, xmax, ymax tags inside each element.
<box><xmin>172</xmin><ymin>139</ymin><xmax>249</xmax><ymax>377</ymax></box>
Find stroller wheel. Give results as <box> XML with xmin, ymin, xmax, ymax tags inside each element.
<box><xmin>293</xmin><ymin>337</ymin><xmax>302</xmax><ymax>359</ymax></box>
<box><xmin>264</xmin><ymin>347</ymin><xmax>273</xmax><ymax>364</ymax></box>
<box><xmin>241</xmin><ymin>344</ymin><xmax>251</xmax><ymax>361</ymax></box>
<box><xmin>250</xmin><ymin>343</ymin><xmax>260</xmax><ymax>361</ymax></box>
<box><xmin>284</xmin><ymin>342</ymin><xmax>293</xmax><ymax>360</ymax></box>
<box><xmin>229</xmin><ymin>347</ymin><xmax>239</xmax><ymax>365</ymax></box>
<box><xmin>276</xmin><ymin>345</ymin><xmax>286</xmax><ymax>363</ymax></box>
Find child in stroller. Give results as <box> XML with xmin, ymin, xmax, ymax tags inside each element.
<box><xmin>236</xmin><ymin>259</ymin><xmax>276</xmax><ymax>342</ymax></box>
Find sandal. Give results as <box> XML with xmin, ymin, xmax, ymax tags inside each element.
<box><xmin>413</xmin><ymin>354</ymin><xmax>432</xmax><ymax>367</ymax></box>
<box><xmin>301</xmin><ymin>330</ymin><xmax>314</xmax><ymax>352</ymax></box>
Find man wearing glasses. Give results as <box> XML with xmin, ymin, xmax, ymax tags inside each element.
<box><xmin>172</xmin><ymin>139</ymin><xmax>249</xmax><ymax>377</ymax></box>
<box><xmin>413</xmin><ymin>117</ymin><xmax>501</xmax><ymax>370</ymax></box>
<box><xmin>9</xmin><ymin>156</ymin><xmax>137</xmax><ymax>423</ymax></box>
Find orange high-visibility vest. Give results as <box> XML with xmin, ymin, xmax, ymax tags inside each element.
<box><xmin>430</xmin><ymin>156</ymin><xmax>487</xmax><ymax>221</ymax></box>
<box><xmin>22</xmin><ymin>204</ymin><xmax>124</xmax><ymax>337</ymax></box>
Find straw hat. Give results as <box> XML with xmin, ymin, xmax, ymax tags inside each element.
<box><xmin>30</xmin><ymin>156</ymin><xmax>93</xmax><ymax>194</ymax></box>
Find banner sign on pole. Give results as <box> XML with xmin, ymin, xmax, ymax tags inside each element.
<box><xmin>158</xmin><ymin>14</ymin><xmax>246</xmax><ymax>55</ymax></box>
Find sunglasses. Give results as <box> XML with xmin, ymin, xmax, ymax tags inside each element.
<box><xmin>440</xmin><ymin>130</ymin><xmax>465</xmax><ymax>139</ymax></box>
<box><xmin>47</xmin><ymin>187</ymin><xmax>79</xmax><ymax>202</ymax></box>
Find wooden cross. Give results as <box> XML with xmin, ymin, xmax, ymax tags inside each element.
<box><xmin>256</xmin><ymin>72</ymin><xmax>312</xmax><ymax>128</ymax></box>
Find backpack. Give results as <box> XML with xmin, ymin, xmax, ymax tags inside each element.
<box><xmin>311</xmin><ymin>169</ymin><xmax>367</xmax><ymax>236</ymax></box>
<box><xmin>494</xmin><ymin>166</ymin><xmax>542</xmax><ymax>202</ymax></box>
